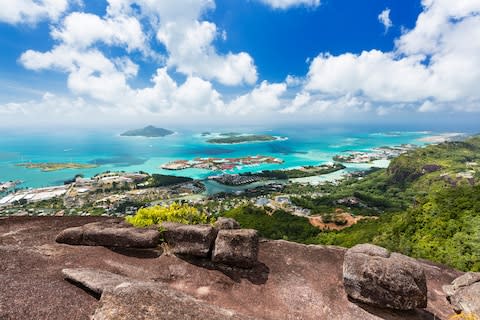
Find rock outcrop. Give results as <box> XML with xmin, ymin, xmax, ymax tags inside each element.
<box><xmin>1</xmin><ymin>217</ymin><xmax>462</xmax><ymax>320</ymax></box>
<box><xmin>161</xmin><ymin>223</ymin><xmax>217</xmax><ymax>257</ymax></box>
<box><xmin>443</xmin><ymin>272</ymin><xmax>480</xmax><ymax>316</ymax></box>
<box><xmin>62</xmin><ymin>268</ymin><xmax>131</xmax><ymax>295</ymax></box>
<box><xmin>343</xmin><ymin>244</ymin><xmax>427</xmax><ymax>310</ymax></box>
<box><xmin>61</xmin><ymin>268</ymin><xmax>255</xmax><ymax>320</ymax></box>
<box><xmin>214</xmin><ymin>217</ymin><xmax>241</xmax><ymax>230</ymax></box>
<box><xmin>212</xmin><ymin>229</ymin><xmax>259</xmax><ymax>268</ymax></box>
<box><xmin>56</xmin><ymin>221</ymin><xmax>160</xmax><ymax>248</ymax></box>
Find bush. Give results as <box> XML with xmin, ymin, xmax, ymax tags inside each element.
<box><xmin>126</xmin><ymin>203</ymin><xmax>210</xmax><ymax>227</ymax></box>
<box><xmin>223</xmin><ymin>205</ymin><xmax>319</xmax><ymax>242</ymax></box>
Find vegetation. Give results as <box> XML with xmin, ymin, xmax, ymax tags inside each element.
<box><xmin>120</xmin><ymin>125</ymin><xmax>174</xmax><ymax>137</ymax></box>
<box><xmin>141</xmin><ymin>174</ymin><xmax>193</xmax><ymax>188</ymax></box>
<box><xmin>207</xmin><ymin>134</ymin><xmax>278</xmax><ymax>144</ymax></box>
<box><xmin>126</xmin><ymin>203</ymin><xmax>211</xmax><ymax>227</ymax></box>
<box><xmin>223</xmin><ymin>205</ymin><xmax>319</xmax><ymax>242</ymax></box>
<box><xmin>314</xmin><ymin>185</ymin><xmax>480</xmax><ymax>271</ymax></box>
<box><xmin>241</xmin><ymin>163</ymin><xmax>346</xmax><ymax>180</ymax></box>
<box><xmin>16</xmin><ymin>162</ymin><xmax>98</xmax><ymax>172</ymax></box>
<box><xmin>307</xmin><ymin>136</ymin><xmax>480</xmax><ymax>271</ymax></box>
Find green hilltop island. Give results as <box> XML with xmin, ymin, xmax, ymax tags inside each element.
<box><xmin>120</xmin><ymin>125</ymin><xmax>174</xmax><ymax>137</ymax></box>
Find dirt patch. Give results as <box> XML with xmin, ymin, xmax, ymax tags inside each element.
<box><xmin>309</xmin><ymin>209</ymin><xmax>377</xmax><ymax>230</ymax></box>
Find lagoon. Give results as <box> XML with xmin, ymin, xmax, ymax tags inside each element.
<box><xmin>0</xmin><ymin>126</ymin><xmax>463</xmax><ymax>190</ymax></box>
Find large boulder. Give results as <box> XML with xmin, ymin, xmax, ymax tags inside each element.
<box><xmin>443</xmin><ymin>272</ymin><xmax>480</xmax><ymax>316</ymax></box>
<box><xmin>212</xmin><ymin>229</ymin><xmax>259</xmax><ymax>268</ymax></box>
<box><xmin>214</xmin><ymin>217</ymin><xmax>240</xmax><ymax>230</ymax></box>
<box><xmin>55</xmin><ymin>221</ymin><xmax>160</xmax><ymax>248</ymax></box>
<box><xmin>92</xmin><ymin>281</ymin><xmax>258</xmax><ymax>320</ymax></box>
<box><xmin>161</xmin><ymin>223</ymin><xmax>217</xmax><ymax>257</ymax></box>
<box><xmin>343</xmin><ymin>244</ymin><xmax>427</xmax><ymax>310</ymax></box>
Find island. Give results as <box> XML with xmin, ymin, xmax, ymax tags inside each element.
<box><xmin>245</xmin><ymin>163</ymin><xmax>347</xmax><ymax>179</ymax></box>
<box><xmin>161</xmin><ymin>156</ymin><xmax>284</xmax><ymax>171</ymax></box>
<box><xmin>206</xmin><ymin>133</ymin><xmax>280</xmax><ymax>144</ymax></box>
<box><xmin>120</xmin><ymin>125</ymin><xmax>174</xmax><ymax>137</ymax></box>
<box><xmin>16</xmin><ymin>162</ymin><xmax>98</xmax><ymax>172</ymax></box>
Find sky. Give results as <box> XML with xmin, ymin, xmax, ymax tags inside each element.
<box><xmin>0</xmin><ymin>0</ymin><xmax>479</xmax><ymax>129</ymax></box>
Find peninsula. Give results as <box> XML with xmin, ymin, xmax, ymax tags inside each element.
<box><xmin>16</xmin><ymin>162</ymin><xmax>98</xmax><ymax>172</ymax></box>
<box><xmin>120</xmin><ymin>125</ymin><xmax>174</xmax><ymax>137</ymax></box>
<box><xmin>206</xmin><ymin>133</ymin><xmax>280</xmax><ymax>144</ymax></box>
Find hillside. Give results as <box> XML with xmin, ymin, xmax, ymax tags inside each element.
<box><xmin>224</xmin><ymin>136</ymin><xmax>480</xmax><ymax>272</ymax></box>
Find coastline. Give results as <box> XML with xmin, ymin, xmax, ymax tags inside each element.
<box><xmin>0</xmin><ymin>130</ymin><xmax>440</xmax><ymax>190</ymax></box>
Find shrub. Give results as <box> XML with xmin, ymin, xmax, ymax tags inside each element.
<box><xmin>126</xmin><ymin>203</ymin><xmax>210</xmax><ymax>227</ymax></box>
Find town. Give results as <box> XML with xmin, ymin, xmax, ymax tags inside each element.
<box><xmin>333</xmin><ymin>144</ymin><xmax>417</xmax><ymax>163</ymax></box>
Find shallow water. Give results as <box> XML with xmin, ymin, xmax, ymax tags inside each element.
<box><xmin>0</xmin><ymin>126</ymin><xmax>453</xmax><ymax>189</ymax></box>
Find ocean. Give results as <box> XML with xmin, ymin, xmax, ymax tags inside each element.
<box><xmin>0</xmin><ymin>126</ymin><xmax>467</xmax><ymax>190</ymax></box>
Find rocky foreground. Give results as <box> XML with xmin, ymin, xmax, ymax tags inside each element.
<box><xmin>0</xmin><ymin>216</ymin><xmax>471</xmax><ymax>320</ymax></box>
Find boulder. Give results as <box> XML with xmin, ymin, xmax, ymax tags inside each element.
<box><xmin>62</xmin><ymin>268</ymin><xmax>130</xmax><ymax>295</ymax></box>
<box><xmin>161</xmin><ymin>224</ymin><xmax>217</xmax><ymax>257</ymax></box>
<box><xmin>92</xmin><ymin>281</ymin><xmax>258</xmax><ymax>320</ymax></box>
<box><xmin>212</xmin><ymin>229</ymin><xmax>259</xmax><ymax>268</ymax></box>
<box><xmin>55</xmin><ymin>226</ymin><xmax>84</xmax><ymax>244</ymax></box>
<box><xmin>214</xmin><ymin>217</ymin><xmax>240</xmax><ymax>230</ymax></box>
<box><xmin>443</xmin><ymin>272</ymin><xmax>480</xmax><ymax>316</ymax></box>
<box><xmin>343</xmin><ymin>244</ymin><xmax>427</xmax><ymax>310</ymax></box>
<box><xmin>55</xmin><ymin>221</ymin><xmax>160</xmax><ymax>248</ymax></box>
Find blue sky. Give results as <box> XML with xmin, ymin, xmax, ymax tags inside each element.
<box><xmin>0</xmin><ymin>0</ymin><xmax>479</xmax><ymax>128</ymax></box>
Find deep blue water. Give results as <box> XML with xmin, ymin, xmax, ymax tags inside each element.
<box><xmin>0</xmin><ymin>126</ymin><xmax>470</xmax><ymax>189</ymax></box>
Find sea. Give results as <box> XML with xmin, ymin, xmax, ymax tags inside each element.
<box><xmin>0</xmin><ymin>125</ymin><xmax>473</xmax><ymax>193</ymax></box>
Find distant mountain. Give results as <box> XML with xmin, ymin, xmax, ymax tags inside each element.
<box><xmin>120</xmin><ymin>126</ymin><xmax>174</xmax><ymax>137</ymax></box>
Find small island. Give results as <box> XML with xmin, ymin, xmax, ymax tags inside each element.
<box><xmin>121</xmin><ymin>125</ymin><xmax>174</xmax><ymax>137</ymax></box>
<box><xmin>207</xmin><ymin>134</ymin><xmax>280</xmax><ymax>144</ymax></box>
<box><xmin>161</xmin><ymin>156</ymin><xmax>284</xmax><ymax>171</ymax></box>
<box><xmin>16</xmin><ymin>162</ymin><xmax>98</xmax><ymax>172</ymax></box>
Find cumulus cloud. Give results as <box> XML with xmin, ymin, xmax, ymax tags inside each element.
<box><xmin>51</xmin><ymin>12</ymin><xmax>147</xmax><ymax>52</ymax></box>
<box><xmin>259</xmin><ymin>0</ymin><xmax>320</xmax><ymax>10</ymax></box>
<box><xmin>378</xmin><ymin>8</ymin><xmax>392</xmax><ymax>33</ymax></box>
<box><xmin>0</xmin><ymin>0</ymin><xmax>71</xmax><ymax>24</ymax></box>
<box><xmin>305</xmin><ymin>0</ymin><xmax>480</xmax><ymax>113</ymax></box>
<box><xmin>107</xmin><ymin>0</ymin><xmax>257</xmax><ymax>86</ymax></box>
<box><xmin>157</xmin><ymin>20</ymin><xmax>257</xmax><ymax>85</ymax></box>
<box><xmin>227</xmin><ymin>81</ymin><xmax>287</xmax><ymax>114</ymax></box>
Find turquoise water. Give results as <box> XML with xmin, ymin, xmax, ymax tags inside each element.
<box><xmin>0</xmin><ymin>127</ymin><xmax>453</xmax><ymax>189</ymax></box>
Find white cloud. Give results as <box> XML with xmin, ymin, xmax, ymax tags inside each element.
<box><xmin>228</xmin><ymin>81</ymin><xmax>287</xmax><ymax>114</ymax></box>
<box><xmin>378</xmin><ymin>8</ymin><xmax>392</xmax><ymax>33</ymax></box>
<box><xmin>306</xmin><ymin>51</ymin><xmax>431</xmax><ymax>102</ymax></box>
<box><xmin>280</xmin><ymin>92</ymin><xmax>310</xmax><ymax>113</ymax></box>
<box><xmin>107</xmin><ymin>0</ymin><xmax>257</xmax><ymax>86</ymax></box>
<box><xmin>0</xmin><ymin>0</ymin><xmax>71</xmax><ymax>24</ymax></box>
<box><xmin>305</xmin><ymin>0</ymin><xmax>480</xmax><ymax>112</ymax></box>
<box><xmin>259</xmin><ymin>0</ymin><xmax>320</xmax><ymax>9</ymax></box>
<box><xmin>157</xmin><ymin>20</ymin><xmax>257</xmax><ymax>85</ymax></box>
<box><xmin>51</xmin><ymin>12</ymin><xmax>147</xmax><ymax>52</ymax></box>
